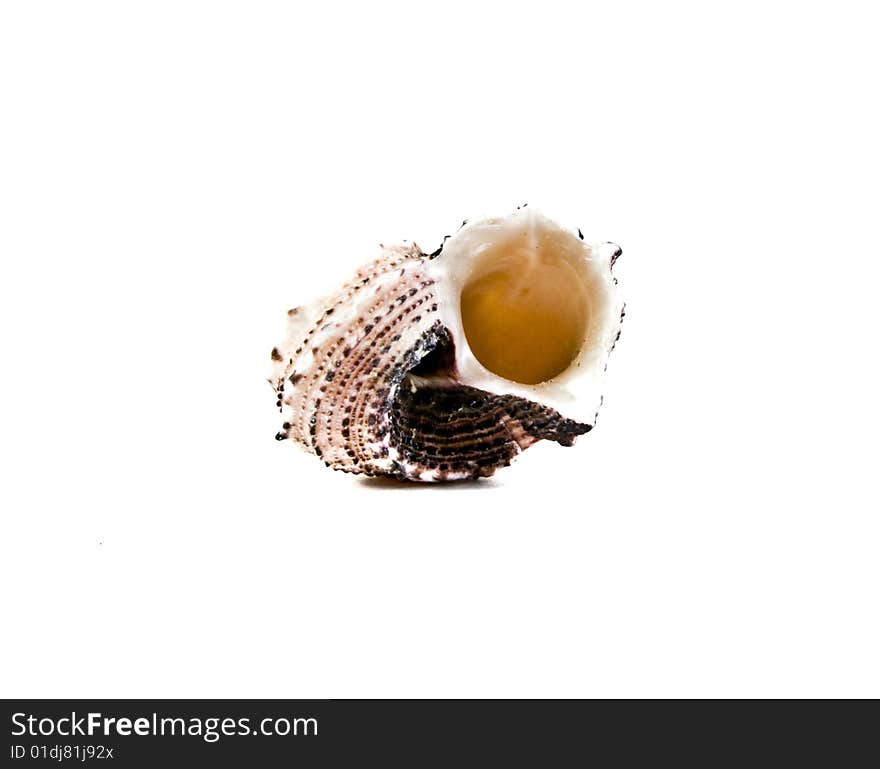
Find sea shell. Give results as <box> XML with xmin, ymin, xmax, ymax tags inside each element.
<box><xmin>270</xmin><ymin>208</ymin><xmax>624</xmax><ymax>481</ymax></box>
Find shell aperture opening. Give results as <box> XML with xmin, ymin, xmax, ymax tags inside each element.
<box><xmin>459</xmin><ymin>225</ymin><xmax>593</xmax><ymax>385</ymax></box>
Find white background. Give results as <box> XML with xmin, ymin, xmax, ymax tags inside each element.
<box><xmin>2</xmin><ymin>1</ymin><xmax>878</xmax><ymax>698</ymax></box>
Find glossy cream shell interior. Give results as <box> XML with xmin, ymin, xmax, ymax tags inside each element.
<box><xmin>427</xmin><ymin>209</ymin><xmax>622</xmax><ymax>425</ymax></box>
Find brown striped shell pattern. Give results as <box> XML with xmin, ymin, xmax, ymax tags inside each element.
<box><xmin>270</xmin><ymin>208</ymin><xmax>624</xmax><ymax>481</ymax></box>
